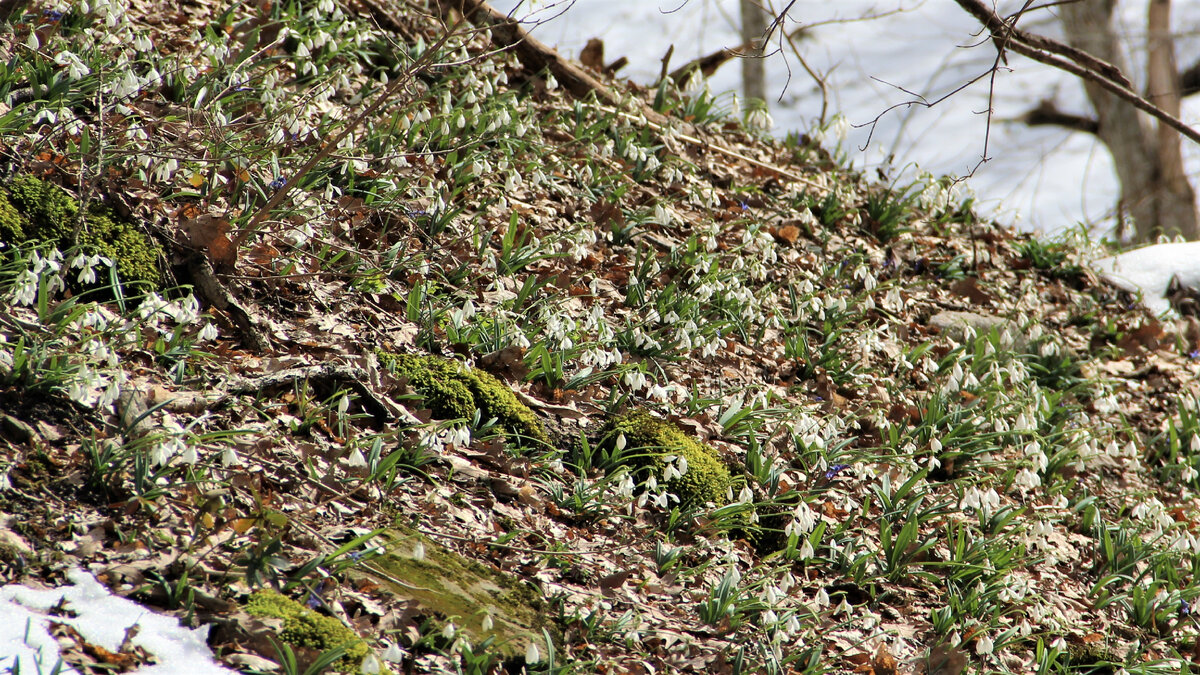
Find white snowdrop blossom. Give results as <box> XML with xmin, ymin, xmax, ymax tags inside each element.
<box><xmin>623</xmin><ymin>370</ymin><xmax>647</xmax><ymax>391</ymax></box>
<box><xmin>525</xmin><ymin>641</ymin><xmax>541</xmax><ymax>664</ymax></box>
<box><xmin>221</xmin><ymin>446</ymin><xmax>242</xmax><ymax>467</ymax></box>
<box><xmin>359</xmin><ymin>652</ymin><xmax>381</xmax><ymax>674</ymax></box>
<box><xmin>1013</xmin><ymin>468</ymin><xmax>1041</xmax><ymax>490</ymax></box>
<box><xmin>745</xmin><ymin>107</ymin><xmax>773</xmax><ymax>132</ymax></box>
<box><xmin>70</xmin><ymin>252</ymin><xmax>111</xmax><ymax>285</ymax></box>
<box><xmin>384</xmin><ymin>638</ymin><xmax>408</xmax><ymax>662</ymax></box>
<box><xmin>11</xmin><ymin>269</ymin><xmax>38</xmax><ymax>306</ymax></box>
<box><xmin>149</xmin><ymin>435</ymin><xmax>186</xmax><ymax>466</ymax></box>
<box><xmin>197</xmin><ymin>322</ymin><xmax>219</xmax><ymax>342</ymax></box>
<box><xmin>737</xmin><ymin>485</ymin><xmax>754</xmax><ymax>504</ymax></box>
<box><xmin>55</xmin><ymin>51</ymin><xmax>91</xmax><ymax>80</ymax></box>
<box><xmin>345</xmin><ymin>447</ymin><xmax>367</xmax><ymax>468</ymax></box>
<box><xmin>976</xmin><ymin>634</ymin><xmax>994</xmax><ymax>655</ymax></box>
<box><xmin>616</xmin><ymin>472</ymin><xmax>635</xmax><ymax>499</ymax></box>
<box><xmin>798</xmin><ymin>537</ymin><xmax>815</xmax><ymax>560</ymax></box>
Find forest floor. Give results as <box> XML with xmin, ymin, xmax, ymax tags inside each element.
<box><xmin>3</xmin><ymin>1</ymin><xmax>1200</xmax><ymax>674</ymax></box>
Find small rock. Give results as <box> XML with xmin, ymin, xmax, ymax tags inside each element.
<box><xmin>928</xmin><ymin>310</ymin><xmax>1026</xmax><ymax>349</ymax></box>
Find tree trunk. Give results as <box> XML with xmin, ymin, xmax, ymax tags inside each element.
<box><xmin>740</xmin><ymin>0</ymin><xmax>767</xmax><ymax>103</ymax></box>
<box><xmin>1059</xmin><ymin>0</ymin><xmax>1197</xmax><ymax>241</ymax></box>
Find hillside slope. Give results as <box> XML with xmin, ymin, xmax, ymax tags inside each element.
<box><xmin>3</xmin><ymin>1</ymin><xmax>1200</xmax><ymax>673</ymax></box>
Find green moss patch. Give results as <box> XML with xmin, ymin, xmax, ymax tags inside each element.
<box><xmin>355</xmin><ymin>526</ymin><xmax>553</xmax><ymax>659</ymax></box>
<box><xmin>245</xmin><ymin>589</ymin><xmax>369</xmax><ymax>672</ymax></box>
<box><xmin>379</xmin><ymin>352</ymin><xmax>547</xmax><ymax>447</ymax></box>
<box><xmin>1</xmin><ymin>175</ymin><xmax>162</xmax><ymax>290</ymax></box>
<box><xmin>598</xmin><ymin>410</ymin><xmax>732</xmax><ymax>507</ymax></box>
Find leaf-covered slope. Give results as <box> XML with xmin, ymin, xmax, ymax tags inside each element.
<box><xmin>2</xmin><ymin>0</ymin><xmax>1200</xmax><ymax>673</ymax></box>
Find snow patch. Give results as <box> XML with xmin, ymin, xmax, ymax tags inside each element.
<box><xmin>1092</xmin><ymin>242</ymin><xmax>1200</xmax><ymax>317</ymax></box>
<box><xmin>0</xmin><ymin>568</ymin><xmax>236</xmax><ymax>675</ymax></box>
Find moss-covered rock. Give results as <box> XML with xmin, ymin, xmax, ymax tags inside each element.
<box><xmin>380</xmin><ymin>352</ymin><xmax>548</xmax><ymax>447</ymax></box>
<box><xmin>0</xmin><ymin>190</ymin><xmax>21</xmax><ymax>245</ymax></box>
<box><xmin>354</xmin><ymin>526</ymin><xmax>555</xmax><ymax>660</ymax></box>
<box><xmin>0</xmin><ymin>175</ymin><xmax>162</xmax><ymax>290</ymax></box>
<box><xmin>598</xmin><ymin>410</ymin><xmax>732</xmax><ymax>507</ymax></box>
<box><xmin>245</xmin><ymin>589</ymin><xmax>369</xmax><ymax>672</ymax></box>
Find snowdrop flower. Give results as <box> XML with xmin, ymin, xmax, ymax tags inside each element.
<box><xmin>616</xmin><ymin>472</ymin><xmax>635</xmax><ymax>499</ymax></box>
<box><xmin>815</xmin><ymin>587</ymin><xmax>830</xmax><ymax>607</ymax></box>
<box><xmin>663</xmin><ymin>456</ymin><xmax>681</xmax><ymax>482</ymax></box>
<box><xmin>791</xmin><ymin>501</ymin><xmax>816</xmax><ymax>532</ymax></box>
<box><xmin>54</xmin><ymin>51</ymin><xmax>91</xmax><ymax>80</ymax></box>
<box><xmin>834</xmin><ymin>597</ymin><xmax>853</xmax><ymax>617</ymax></box>
<box><xmin>380</xmin><ymin>642</ymin><xmax>406</xmax><ymax>664</ymax></box>
<box><xmin>647</xmin><ymin>383</ymin><xmax>671</xmax><ymax>401</ymax></box>
<box><xmin>221</xmin><ymin>446</ymin><xmax>242</xmax><ymax>467</ymax></box>
<box><xmin>976</xmin><ymin>633</ymin><xmax>993</xmax><ymax>655</ymax></box>
<box><xmin>412</xmin><ymin>540</ymin><xmax>425</xmax><ymax>561</ymax></box>
<box><xmin>360</xmin><ymin>653</ymin><xmax>381</xmax><ymax>674</ymax></box>
<box><xmin>737</xmin><ymin>485</ymin><xmax>754</xmax><ymax>504</ymax></box>
<box><xmin>746</xmin><ymin>107</ymin><xmax>773</xmax><ymax>132</ymax></box>
<box><xmin>525</xmin><ymin>641</ymin><xmax>541</xmax><ymax>664</ymax></box>
<box><xmin>197</xmin><ymin>322</ymin><xmax>218</xmax><ymax>341</ymax></box>
<box><xmin>785</xmin><ymin>613</ymin><xmax>802</xmax><ymax>634</ymax></box>
<box><xmin>1013</xmin><ymin>468</ymin><xmax>1041</xmax><ymax>489</ymax></box>
<box><xmin>150</xmin><ymin>436</ymin><xmax>186</xmax><ymax>466</ymax></box>
<box><xmin>345</xmin><ymin>448</ymin><xmax>367</xmax><ymax>468</ymax></box>
<box><xmin>11</xmin><ymin>269</ymin><xmax>38</xmax><ymax>306</ymax></box>
<box><xmin>798</xmin><ymin>538</ymin><xmax>815</xmax><ymax>560</ymax></box>
<box><xmin>481</xmin><ymin>613</ymin><xmax>494</xmax><ymax>631</ymax></box>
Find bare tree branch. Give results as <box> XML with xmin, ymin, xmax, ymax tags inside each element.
<box><xmin>953</xmin><ymin>0</ymin><xmax>1200</xmax><ymax>147</ymax></box>
<box><xmin>1020</xmin><ymin>98</ymin><xmax>1099</xmax><ymax>134</ymax></box>
<box><xmin>1180</xmin><ymin>57</ymin><xmax>1200</xmax><ymax>97</ymax></box>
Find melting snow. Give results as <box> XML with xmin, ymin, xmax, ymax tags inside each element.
<box><xmin>0</xmin><ymin>568</ymin><xmax>236</xmax><ymax>675</ymax></box>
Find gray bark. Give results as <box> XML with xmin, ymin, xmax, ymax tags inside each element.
<box><xmin>740</xmin><ymin>0</ymin><xmax>768</xmax><ymax>103</ymax></box>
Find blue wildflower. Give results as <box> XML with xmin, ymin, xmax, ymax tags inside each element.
<box><xmin>825</xmin><ymin>463</ymin><xmax>849</xmax><ymax>480</ymax></box>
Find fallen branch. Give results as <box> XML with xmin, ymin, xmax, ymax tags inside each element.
<box><xmin>215</xmin><ymin>363</ymin><xmax>402</xmax><ymax>424</ymax></box>
<box><xmin>186</xmin><ymin>253</ymin><xmax>270</xmax><ymax>353</ymax></box>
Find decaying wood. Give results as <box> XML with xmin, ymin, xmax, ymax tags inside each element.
<box><xmin>186</xmin><ymin>253</ymin><xmax>270</xmax><ymax>353</ymax></box>
<box><xmin>216</xmin><ymin>363</ymin><xmax>401</xmax><ymax>424</ymax></box>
